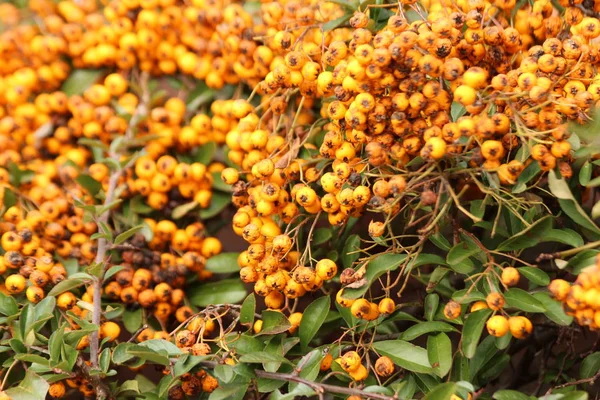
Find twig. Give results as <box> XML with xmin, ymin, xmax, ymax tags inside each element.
<box><xmin>537</xmin><ymin>239</ymin><xmax>600</xmax><ymax>262</ymax></box>
<box><xmin>549</xmin><ymin>370</ymin><xmax>600</xmax><ymax>390</ymax></box>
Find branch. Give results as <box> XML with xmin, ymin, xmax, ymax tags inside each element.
<box><xmin>549</xmin><ymin>370</ymin><xmax>600</xmax><ymax>390</ymax></box>
<box><xmin>199</xmin><ymin>361</ymin><xmax>396</xmax><ymax>400</ymax></box>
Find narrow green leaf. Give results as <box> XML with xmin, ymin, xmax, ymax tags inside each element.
<box><xmin>205</xmin><ymin>252</ymin><xmax>240</xmax><ymax>274</ymax></box>
<box><xmin>493</xmin><ymin>390</ymin><xmax>530</xmax><ymax>400</ymax></box>
<box><xmin>341</xmin><ymin>234</ymin><xmax>361</xmax><ymax>269</ymax></box>
<box><xmin>123</xmin><ymin>308</ymin><xmax>143</xmax><ymax>334</ymax></box>
<box><xmin>372</xmin><ymin>340</ymin><xmax>433</xmax><ymax>373</ymax></box>
<box><xmin>532</xmin><ymin>293</ymin><xmax>573</xmax><ymax>326</ymax></box>
<box><xmin>424</xmin><ymin>294</ymin><xmax>440</xmax><ymax>321</ymax></box>
<box><xmin>47</xmin><ymin>278</ymin><xmax>86</xmax><ymax>297</ymax></box>
<box><xmin>518</xmin><ymin>267</ymin><xmax>550</xmax><ymax>286</ymax></box>
<box><xmin>299</xmin><ymin>296</ymin><xmax>330</xmax><ymax>348</ymax></box>
<box><xmin>580</xmin><ymin>352</ymin><xmax>600</xmax><ymax>379</ymax></box>
<box><xmin>427</xmin><ymin>333</ymin><xmax>452</xmax><ymax>378</ymax></box>
<box><xmin>240</xmin><ymin>293</ymin><xmax>256</xmax><ymax>327</ymax></box>
<box><xmin>400</xmin><ymin>322</ymin><xmax>458</xmax><ymax>341</ymax></box>
<box><xmin>446</xmin><ymin>242</ymin><xmax>478</xmax><ymax>274</ymax></box>
<box><xmin>313</xmin><ymin>228</ymin><xmax>332</xmax><ymax>246</ymax></box>
<box><xmin>343</xmin><ymin>253</ymin><xmax>407</xmax><ymax>299</ymax></box>
<box><xmin>171</xmin><ymin>201</ymin><xmax>198</xmax><ymax>220</ymax></box>
<box><xmin>114</xmin><ymin>225</ymin><xmax>144</xmax><ymax>245</ymax></box>
<box><xmin>258</xmin><ymin>310</ymin><xmax>291</xmax><ymax>336</ymax></box>
<box><xmin>495</xmin><ymin>216</ymin><xmax>552</xmax><ymax>251</ymax></box>
<box><xmin>543</xmin><ymin>229</ymin><xmax>584</xmax><ymax>248</ymax></box>
<box><xmin>504</xmin><ymin>288</ymin><xmax>546</xmax><ymax>312</ymax></box>
<box><xmin>239</xmin><ymin>352</ymin><xmax>292</xmax><ymax>365</ymax></box>
<box><xmin>60</xmin><ymin>69</ymin><xmax>104</xmax><ymax>96</ymax></box>
<box><xmin>188</xmin><ymin>278</ymin><xmax>246</xmax><ymax>307</ymax></box>
<box><xmin>199</xmin><ymin>191</ymin><xmax>231</xmax><ymax>219</ymax></box>
<box><xmin>0</xmin><ymin>292</ymin><xmax>18</xmax><ymax>316</ymax></box>
<box><xmin>461</xmin><ymin>309</ymin><xmax>493</xmax><ymax>359</ymax></box>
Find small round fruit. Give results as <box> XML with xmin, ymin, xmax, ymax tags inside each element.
<box><xmin>549</xmin><ymin>279</ymin><xmax>570</xmax><ymax>301</ymax></box>
<box><xmin>48</xmin><ymin>381</ymin><xmax>66</xmax><ymax>398</ymax></box>
<box><xmin>340</xmin><ymin>351</ymin><xmax>361</xmax><ymax>372</ymax></box>
<box><xmin>486</xmin><ymin>292</ymin><xmax>505</xmax><ymax>311</ymax></box>
<box><xmin>486</xmin><ymin>315</ymin><xmax>509</xmax><ymax>337</ymax></box>
<box><xmin>5</xmin><ymin>274</ymin><xmax>26</xmax><ymax>294</ymax></box>
<box><xmin>316</xmin><ymin>259</ymin><xmax>337</xmax><ymax>280</ymax></box>
<box><xmin>320</xmin><ymin>353</ymin><xmax>333</xmax><ymax>371</ymax></box>
<box><xmin>253</xmin><ymin>319</ymin><xmax>263</xmax><ymax>334</ymax></box>
<box><xmin>501</xmin><ymin>267</ymin><xmax>520</xmax><ymax>287</ymax></box>
<box><xmin>508</xmin><ymin>316</ymin><xmax>533</xmax><ymax>339</ymax></box>
<box><xmin>378</xmin><ymin>298</ymin><xmax>395</xmax><ymax>314</ymax></box>
<box><xmin>348</xmin><ymin>364</ymin><xmax>368</xmax><ymax>381</ymax></box>
<box><xmin>100</xmin><ymin>321</ymin><xmax>121</xmax><ymax>342</ymax></box>
<box><xmin>374</xmin><ymin>356</ymin><xmax>395</xmax><ymax>377</ymax></box>
<box><xmin>444</xmin><ymin>300</ymin><xmax>462</xmax><ymax>320</ymax></box>
<box><xmin>288</xmin><ymin>312</ymin><xmax>303</xmax><ymax>333</ymax></box>
<box><xmin>470</xmin><ymin>301</ymin><xmax>488</xmax><ymax>312</ymax></box>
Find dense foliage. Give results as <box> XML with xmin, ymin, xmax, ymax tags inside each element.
<box><xmin>0</xmin><ymin>0</ymin><xmax>599</xmax><ymax>399</ymax></box>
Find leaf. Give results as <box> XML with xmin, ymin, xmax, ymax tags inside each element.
<box><xmin>171</xmin><ymin>201</ymin><xmax>199</xmax><ymax>219</ymax></box>
<box><xmin>186</xmin><ymin>82</ymin><xmax>215</xmax><ymax>112</ymax></box>
<box><xmin>136</xmin><ymin>339</ymin><xmax>182</xmax><ymax>356</ymax></box>
<box><xmin>75</xmin><ymin>174</ymin><xmax>102</xmax><ymax>196</ymax></box>
<box><xmin>299</xmin><ymin>296</ymin><xmax>330</xmax><ymax>348</ymax></box>
<box><xmin>312</xmin><ymin>228</ymin><xmax>332</xmax><ymax>246</ymax></box>
<box><xmin>47</xmin><ymin>278</ymin><xmax>86</xmax><ymax>297</ymax></box>
<box><xmin>495</xmin><ymin>216</ymin><xmax>552</xmax><ymax>251</ymax></box>
<box><xmin>548</xmin><ymin>170</ymin><xmax>600</xmax><ymax>236</ymax></box>
<box><xmin>451</xmin><ymin>101</ymin><xmax>466</xmax><ymax>121</ymax></box>
<box><xmin>424</xmin><ymin>382</ymin><xmax>457</xmax><ymax>400</ymax></box>
<box><xmin>427</xmin><ymin>333</ymin><xmax>453</xmax><ymax>378</ymax></box>
<box><xmin>461</xmin><ymin>309</ymin><xmax>493</xmax><ymax>359</ymax></box>
<box><xmin>493</xmin><ymin>390</ymin><xmax>531</xmax><ymax>400</ymax></box>
<box><xmin>0</xmin><ymin>292</ymin><xmax>18</xmax><ymax>316</ymax></box>
<box><xmin>112</xmin><ymin>343</ymin><xmax>136</xmax><ymax>364</ymax></box>
<box><xmin>240</xmin><ymin>293</ymin><xmax>256</xmax><ymax>327</ymax></box>
<box><xmin>518</xmin><ymin>267</ymin><xmax>550</xmax><ymax>286</ymax></box>
<box><xmin>556</xmin><ymin>391</ymin><xmax>589</xmax><ymax>400</ymax></box>
<box><xmin>199</xmin><ymin>191</ymin><xmax>231</xmax><ymax>219</ymax></box>
<box><xmin>195</xmin><ymin>142</ymin><xmax>216</xmax><ymax>165</ymax></box>
<box><xmin>446</xmin><ymin>242</ymin><xmax>478</xmax><ymax>274</ymax></box>
<box><xmin>504</xmin><ymin>288</ymin><xmax>546</xmax><ymax>312</ymax></box>
<box><xmin>343</xmin><ymin>253</ymin><xmax>408</xmax><ymax>299</ymax></box>
<box><xmin>542</xmin><ymin>229</ymin><xmax>584</xmax><ymax>248</ymax></box>
<box><xmin>104</xmin><ymin>265</ymin><xmax>125</xmax><ymax>282</ymax></box>
<box><xmin>372</xmin><ymin>340</ymin><xmax>433</xmax><ymax>373</ymax></box>
<box><xmin>99</xmin><ymin>348</ymin><xmax>111</xmax><ymax>373</ymax></box>
<box><xmin>424</xmin><ymin>293</ymin><xmax>439</xmax><ymax>321</ymax></box>
<box><xmin>114</xmin><ymin>225</ymin><xmax>144</xmax><ymax>245</ymax></box>
<box><xmin>430</xmin><ymin>233</ymin><xmax>451</xmax><ymax>251</ymax></box>
<box><xmin>322</xmin><ymin>14</ymin><xmax>351</xmax><ymax>31</ymax></box>
<box><xmin>469</xmin><ymin>336</ymin><xmax>498</xmax><ymax>379</ymax></box>
<box><xmin>580</xmin><ymin>352</ymin><xmax>600</xmax><ymax>379</ymax></box>
<box><xmin>205</xmin><ymin>252</ymin><xmax>240</xmax><ymax>274</ymax></box>
<box><xmin>5</xmin><ymin>370</ymin><xmax>49</xmax><ymax>400</ymax></box>
<box><xmin>188</xmin><ymin>278</ymin><xmax>246</xmax><ymax>307</ymax></box>
<box><xmin>341</xmin><ymin>234</ymin><xmax>361</xmax><ymax>269</ymax></box>
<box><xmin>400</xmin><ymin>322</ymin><xmax>458</xmax><ymax>341</ymax></box>
<box><xmin>258</xmin><ymin>310</ymin><xmax>291</xmax><ymax>336</ymax></box>
<box><xmin>239</xmin><ymin>352</ymin><xmax>292</xmax><ymax>365</ymax></box>
<box><xmin>532</xmin><ymin>293</ymin><xmax>573</xmax><ymax>326</ymax></box>
<box><xmin>123</xmin><ymin>308</ymin><xmax>143</xmax><ymax>334</ymax></box>
<box><xmin>513</xmin><ymin>162</ymin><xmax>541</xmax><ymax>193</ymax></box>
<box><xmin>452</xmin><ymin>290</ymin><xmax>486</xmax><ymax>304</ymax></box>
<box><xmin>60</xmin><ymin>69</ymin><xmax>104</xmax><ymax>95</ymax></box>
<box><xmin>211</xmin><ymin>171</ymin><xmax>234</xmax><ymax>193</ymax></box>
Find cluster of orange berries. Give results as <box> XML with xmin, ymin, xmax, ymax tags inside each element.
<box><xmin>549</xmin><ymin>257</ymin><xmax>600</xmax><ymax>329</ymax></box>
<box><xmin>336</xmin><ymin>351</ymin><xmax>395</xmax><ymax>381</ymax></box>
<box><xmin>444</xmin><ymin>267</ymin><xmax>533</xmax><ymax>339</ymax></box>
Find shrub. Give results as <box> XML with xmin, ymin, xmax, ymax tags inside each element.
<box><xmin>0</xmin><ymin>0</ymin><xmax>598</xmax><ymax>399</ymax></box>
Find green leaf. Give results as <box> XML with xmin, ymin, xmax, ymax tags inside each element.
<box><xmin>557</xmin><ymin>392</ymin><xmax>589</xmax><ymax>400</ymax></box>
<box><xmin>495</xmin><ymin>216</ymin><xmax>552</xmax><ymax>251</ymax></box>
<box><xmin>104</xmin><ymin>265</ymin><xmax>125</xmax><ymax>282</ymax></box>
<box><xmin>518</xmin><ymin>267</ymin><xmax>550</xmax><ymax>286</ymax></box>
<box><xmin>258</xmin><ymin>310</ymin><xmax>291</xmax><ymax>336</ymax></box>
<box><xmin>446</xmin><ymin>242</ymin><xmax>478</xmax><ymax>274</ymax></box>
<box><xmin>205</xmin><ymin>252</ymin><xmax>240</xmax><ymax>274</ymax></box>
<box><xmin>493</xmin><ymin>390</ymin><xmax>530</xmax><ymax>400</ymax></box>
<box><xmin>60</xmin><ymin>69</ymin><xmax>104</xmax><ymax>96</ymax></box>
<box><xmin>188</xmin><ymin>278</ymin><xmax>246</xmax><ymax>307</ymax></box>
<box><xmin>14</xmin><ymin>353</ymin><xmax>49</xmax><ymax>365</ymax></box>
<box><xmin>430</xmin><ymin>232</ymin><xmax>451</xmax><ymax>251</ymax></box>
<box><xmin>171</xmin><ymin>201</ymin><xmax>199</xmax><ymax>220</ymax></box>
<box><xmin>123</xmin><ymin>308</ymin><xmax>143</xmax><ymax>334</ymax></box>
<box><xmin>452</xmin><ymin>290</ymin><xmax>486</xmax><ymax>304</ymax></box>
<box><xmin>99</xmin><ymin>348</ymin><xmax>111</xmax><ymax>373</ymax></box>
<box><xmin>112</xmin><ymin>343</ymin><xmax>136</xmax><ymax>364</ymax></box>
<box><xmin>75</xmin><ymin>174</ymin><xmax>102</xmax><ymax>196</ymax></box>
<box><xmin>451</xmin><ymin>101</ymin><xmax>466</xmax><ymax>121</ymax></box>
<box><xmin>322</xmin><ymin>14</ymin><xmax>351</xmax><ymax>31</ymax></box>
<box><xmin>195</xmin><ymin>142</ymin><xmax>216</xmax><ymax>165</ymax></box>
<box><xmin>0</xmin><ymin>291</ymin><xmax>18</xmax><ymax>316</ymax></box>
<box><xmin>427</xmin><ymin>333</ymin><xmax>452</xmax><ymax>378</ymax></box>
<box><xmin>424</xmin><ymin>382</ymin><xmax>457</xmax><ymax>400</ymax></box>
<box><xmin>211</xmin><ymin>171</ymin><xmax>234</xmax><ymax>193</ymax></box>
<box><xmin>299</xmin><ymin>296</ymin><xmax>330</xmax><ymax>349</ymax></box>
<box><xmin>532</xmin><ymin>293</ymin><xmax>573</xmax><ymax>326</ymax></box>
<box><xmin>114</xmin><ymin>225</ymin><xmax>144</xmax><ymax>245</ymax></box>
<box><xmin>343</xmin><ymin>253</ymin><xmax>408</xmax><ymax>299</ymax></box>
<box><xmin>400</xmin><ymin>322</ymin><xmax>458</xmax><ymax>341</ymax></box>
<box><xmin>513</xmin><ymin>161</ymin><xmax>541</xmax><ymax>193</ymax></box>
<box><xmin>548</xmin><ymin>170</ymin><xmax>600</xmax><ymax>236</ymax></box>
<box><xmin>469</xmin><ymin>336</ymin><xmax>497</xmax><ymax>379</ymax></box>
<box><xmin>341</xmin><ymin>234</ymin><xmax>361</xmax><ymax>269</ymax></box>
<box><xmin>240</xmin><ymin>293</ymin><xmax>256</xmax><ymax>327</ymax></box>
<box><xmin>136</xmin><ymin>339</ymin><xmax>182</xmax><ymax>356</ymax></box>
<box><xmin>239</xmin><ymin>352</ymin><xmax>292</xmax><ymax>365</ymax></box>
<box><xmin>372</xmin><ymin>340</ymin><xmax>433</xmax><ymax>373</ymax></box>
<box><xmin>504</xmin><ymin>288</ymin><xmax>546</xmax><ymax>312</ymax></box>
<box><xmin>424</xmin><ymin>293</ymin><xmax>439</xmax><ymax>321</ymax></box>
<box><xmin>461</xmin><ymin>309</ymin><xmax>493</xmax><ymax>359</ymax></box>
<box><xmin>47</xmin><ymin>278</ymin><xmax>87</xmax><ymax>297</ymax></box>
<box><xmin>580</xmin><ymin>352</ymin><xmax>600</xmax><ymax>379</ymax></box>
<box><xmin>186</xmin><ymin>82</ymin><xmax>215</xmax><ymax>112</ymax></box>
<box><xmin>5</xmin><ymin>370</ymin><xmax>49</xmax><ymax>400</ymax></box>
<box><xmin>199</xmin><ymin>191</ymin><xmax>231</xmax><ymax>219</ymax></box>
<box><xmin>543</xmin><ymin>229</ymin><xmax>584</xmax><ymax>248</ymax></box>
<box><xmin>313</xmin><ymin>228</ymin><xmax>332</xmax><ymax>246</ymax></box>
